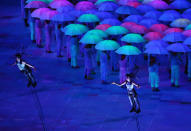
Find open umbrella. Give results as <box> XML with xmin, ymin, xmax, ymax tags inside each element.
<box><xmin>51</xmin><ymin>13</ymin><xmax>75</xmax><ymax>22</ymax></box>
<box><xmin>164</xmin><ymin>28</ymin><xmax>183</xmax><ymax>34</ymax></box>
<box><xmin>93</xmin><ymin>11</ymin><xmax>116</xmax><ymax>20</ymax></box>
<box><xmin>69</xmin><ymin>10</ymin><xmax>85</xmax><ymax>17</ymax></box>
<box><xmin>57</xmin><ymin>6</ymin><xmax>74</xmax><ymax>13</ymax></box>
<box><xmin>123</xmin><ymin>15</ymin><xmax>143</xmax><ymax>23</ymax></box>
<box><xmin>185</xmin><ymin>24</ymin><xmax>191</xmax><ymax>30</ymax></box>
<box><xmin>85</xmin><ymin>29</ymin><xmax>108</xmax><ymax>38</ymax></box>
<box><xmin>80</xmin><ymin>35</ymin><xmax>103</xmax><ymax>44</ymax></box>
<box><xmin>116</xmin><ymin>45</ymin><xmax>142</xmax><ymax>55</ymax></box>
<box><xmin>115</xmin><ymin>5</ymin><xmax>140</xmax><ymax>15</ymax></box>
<box><xmin>121</xmin><ymin>22</ymin><xmax>137</xmax><ymax>30</ymax></box>
<box><xmin>101</xmin><ymin>18</ymin><xmax>122</xmax><ymax>26</ymax></box>
<box><xmin>75</xmin><ymin>1</ymin><xmax>95</xmax><ymax>11</ymax></box>
<box><xmin>139</xmin><ymin>18</ymin><xmax>159</xmax><ymax>28</ymax></box>
<box><xmin>95</xmin><ymin>24</ymin><xmax>111</xmax><ymax>31</ymax></box>
<box><xmin>167</xmin><ymin>43</ymin><xmax>191</xmax><ymax>52</ymax></box>
<box><xmin>163</xmin><ymin>32</ymin><xmax>186</xmax><ymax>42</ymax></box>
<box><xmin>129</xmin><ymin>24</ymin><xmax>148</xmax><ymax>34</ymax></box>
<box><xmin>40</xmin><ymin>10</ymin><xmax>58</xmax><ymax>20</ymax></box>
<box><xmin>148</xmin><ymin>0</ymin><xmax>169</xmax><ymax>10</ymax></box>
<box><xmin>159</xmin><ymin>10</ymin><xmax>181</xmax><ymax>22</ymax></box>
<box><xmin>95</xmin><ymin>40</ymin><xmax>120</xmax><ymax>51</ymax></box>
<box><xmin>62</xmin><ymin>24</ymin><xmax>89</xmax><ymax>36</ymax></box>
<box><xmin>145</xmin><ymin>40</ymin><xmax>168</xmax><ymax>48</ymax></box>
<box><xmin>144</xmin><ymin>32</ymin><xmax>163</xmax><ymax>41</ymax></box>
<box><xmin>26</xmin><ymin>0</ymin><xmax>53</xmax><ymax>4</ymax></box>
<box><xmin>25</xmin><ymin>1</ymin><xmax>48</xmax><ymax>8</ymax></box>
<box><xmin>170</xmin><ymin>18</ymin><xmax>191</xmax><ymax>28</ymax></box>
<box><xmin>136</xmin><ymin>4</ymin><xmax>155</xmax><ymax>14</ymax></box>
<box><xmin>49</xmin><ymin>0</ymin><xmax>73</xmax><ymax>9</ymax></box>
<box><xmin>31</xmin><ymin>8</ymin><xmax>51</xmax><ymax>18</ymax></box>
<box><xmin>170</xmin><ymin>0</ymin><xmax>191</xmax><ymax>10</ymax></box>
<box><xmin>143</xmin><ymin>10</ymin><xmax>162</xmax><ymax>20</ymax></box>
<box><xmin>121</xmin><ymin>33</ymin><xmax>146</xmax><ymax>43</ymax></box>
<box><xmin>183</xmin><ymin>30</ymin><xmax>191</xmax><ymax>37</ymax></box>
<box><xmin>77</xmin><ymin>14</ymin><xmax>100</xmax><ymax>23</ymax></box>
<box><xmin>98</xmin><ymin>1</ymin><xmax>119</xmax><ymax>12</ymax></box>
<box><xmin>95</xmin><ymin>0</ymin><xmax>116</xmax><ymax>5</ymax></box>
<box><xmin>183</xmin><ymin>37</ymin><xmax>191</xmax><ymax>46</ymax></box>
<box><xmin>150</xmin><ymin>24</ymin><xmax>168</xmax><ymax>33</ymax></box>
<box><xmin>106</xmin><ymin>26</ymin><xmax>128</xmax><ymax>35</ymax></box>
<box><xmin>144</xmin><ymin>46</ymin><xmax>168</xmax><ymax>54</ymax></box>
<box><xmin>126</xmin><ymin>1</ymin><xmax>141</xmax><ymax>8</ymax></box>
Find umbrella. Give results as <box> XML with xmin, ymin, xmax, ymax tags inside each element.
<box><xmin>115</xmin><ymin>6</ymin><xmax>140</xmax><ymax>15</ymax></box>
<box><xmin>163</xmin><ymin>32</ymin><xmax>186</xmax><ymax>42</ymax></box>
<box><xmin>75</xmin><ymin>1</ymin><xmax>95</xmax><ymax>11</ymax></box>
<box><xmin>139</xmin><ymin>18</ymin><xmax>158</xmax><ymax>28</ymax></box>
<box><xmin>69</xmin><ymin>10</ymin><xmax>86</xmax><ymax>17</ymax></box>
<box><xmin>164</xmin><ymin>28</ymin><xmax>183</xmax><ymax>34</ymax></box>
<box><xmin>77</xmin><ymin>14</ymin><xmax>100</xmax><ymax>23</ymax></box>
<box><xmin>93</xmin><ymin>11</ymin><xmax>116</xmax><ymax>20</ymax></box>
<box><xmin>95</xmin><ymin>40</ymin><xmax>120</xmax><ymax>51</ymax></box>
<box><xmin>31</xmin><ymin>8</ymin><xmax>51</xmax><ymax>18</ymax></box>
<box><xmin>123</xmin><ymin>15</ymin><xmax>143</xmax><ymax>23</ymax></box>
<box><xmin>183</xmin><ymin>37</ymin><xmax>191</xmax><ymax>46</ymax></box>
<box><xmin>148</xmin><ymin>0</ymin><xmax>169</xmax><ymax>10</ymax></box>
<box><xmin>150</xmin><ymin>24</ymin><xmax>168</xmax><ymax>33</ymax></box>
<box><xmin>129</xmin><ymin>24</ymin><xmax>148</xmax><ymax>34</ymax></box>
<box><xmin>49</xmin><ymin>0</ymin><xmax>73</xmax><ymax>9</ymax></box>
<box><xmin>170</xmin><ymin>0</ymin><xmax>191</xmax><ymax>10</ymax></box>
<box><xmin>118</xmin><ymin>0</ymin><xmax>138</xmax><ymax>6</ymax></box>
<box><xmin>98</xmin><ymin>1</ymin><xmax>119</xmax><ymax>12</ymax></box>
<box><xmin>95</xmin><ymin>24</ymin><xmax>111</xmax><ymax>31</ymax></box>
<box><xmin>121</xmin><ymin>33</ymin><xmax>146</xmax><ymax>43</ymax></box>
<box><xmin>57</xmin><ymin>6</ymin><xmax>74</xmax><ymax>13</ymax></box>
<box><xmin>51</xmin><ymin>13</ymin><xmax>75</xmax><ymax>22</ymax></box>
<box><xmin>101</xmin><ymin>18</ymin><xmax>122</xmax><ymax>26</ymax></box>
<box><xmin>143</xmin><ymin>10</ymin><xmax>162</xmax><ymax>20</ymax></box>
<box><xmin>85</xmin><ymin>29</ymin><xmax>108</xmax><ymax>38</ymax></box>
<box><xmin>121</xmin><ymin>22</ymin><xmax>137</xmax><ymax>30</ymax></box>
<box><xmin>26</xmin><ymin>0</ymin><xmax>52</xmax><ymax>4</ymax></box>
<box><xmin>144</xmin><ymin>46</ymin><xmax>168</xmax><ymax>54</ymax></box>
<box><xmin>185</xmin><ymin>24</ymin><xmax>191</xmax><ymax>30</ymax></box>
<box><xmin>145</xmin><ymin>40</ymin><xmax>168</xmax><ymax>48</ymax></box>
<box><xmin>80</xmin><ymin>35</ymin><xmax>103</xmax><ymax>44</ymax></box>
<box><xmin>62</xmin><ymin>24</ymin><xmax>89</xmax><ymax>36</ymax></box>
<box><xmin>116</xmin><ymin>45</ymin><xmax>142</xmax><ymax>55</ymax></box>
<box><xmin>136</xmin><ymin>4</ymin><xmax>155</xmax><ymax>14</ymax></box>
<box><xmin>106</xmin><ymin>26</ymin><xmax>128</xmax><ymax>35</ymax></box>
<box><xmin>126</xmin><ymin>1</ymin><xmax>141</xmax><ymax>8</ymax></box>
<box><xmin>95</xmin><ymin>0</ymin><xmax>116</xmax><ymax>5</ymax></box>
<box><xmin>167</xmin><ymin>43</ymin><xmax>191</xmax><ymax>52</ymax></box>
<box><xmin>159</xmin><ymin>10</ymin><xmax>181</xmax><ymax>22</ymax></box>
<box><xmin>183</xmin><ymin>30</ymin><xmax>191</xmax><ymax>37</ymax></box>
<box><xmin>170</xmin><ymin>18</ymin><xmax>191</xmax><ymax>28</ymax></box>
<box><xmin>25</xmin><ymin>1</ymin><xmax>48</xmax><ymax>9</ymax></box>
<box><xmin>144</xmin><ymin>32</ymin><xmax>163</xmax><ymax>41</ymax></box>
<box><xmin>40</xmin><ymin>10</ymin><xmax>58</xmax><ymax>20</ymax></box>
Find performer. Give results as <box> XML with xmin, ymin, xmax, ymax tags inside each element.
<box><xmin>112</xmin><ymin>74</ymin><xmax>141</xmax><ymax>113</ymax></box>
<box><xmin>13</xmin><ymin>53</ymin><xmax>37</xmax><ymax>88</ymax></box>
<box><xmin>100</xmin><ymin>51</ymin><xmax>110</xmax><ymax>84</ymax></box>
<box><xmin>84</xmin><ymin>44</ymin><xmax>93</xmax><ymax>80</ymax></box>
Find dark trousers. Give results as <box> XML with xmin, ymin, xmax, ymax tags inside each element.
<box><xmin>23</xmin><ymin>70</ymin><xmax>36</xmax><ymax>88</ymax></box>
<box><xmin>128</xmin><ymin>90</ymin><xmax>140</xmax><ymax>110</ymax></box>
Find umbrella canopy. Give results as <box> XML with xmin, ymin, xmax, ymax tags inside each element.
<box><xmin>136</xmin><ymin>4</ymin><xmax>155</xmax><ymax>14</ymax></box>
<box><xmin>116</xmin><ymin>45</ymin><xmax>142</xmax><ymax>55</ymax></box>
<box><xmin>93</xmin><ymin>11</ymin><xmax>116</xmax><ymax>20</ymax></box>
<box><xmin>77</xmin><ymin>14</ymin><xmax>100</xmax><ymax>23</ymax></box>
<box><xmin>85</xmin><ymin>29</ymin><xmax>108</xmax><ymax>38</ymax></box>
<box><xmin>121</xmin><ymin>22</ymin><xmax>137</xmax><ymax>30</ymax></box>
<box><xmin>144</xmin><ymin>45</ymin><xmax>168</xmax><ymax>54</ymax></box>
<box><xmin>163</xmin><ymin>32</ymin><xmax>186</xmax><ymax>42</ymax></box>
<box><xmin>95</xmin><ymin>0</ymin><xmax>116</xmax><ymax>5</ymax></box>
<box><xmin>144</xmin><ymin>32</ymin><xmax>163</xmax><ymax>41</ymax></box>
<box><xmin>126</xmin><ymin>1</ymin><xmax>141</xmax><ymax>8</ymax></box>
<box><xmin>145</xmin><ymin>40</ymin><xmax>168</xmax><ymax>48</ymax></box>
<box><xmin>98</xmin><ymin>1</ymin><xmax>119</xmax><ymax>12</ymax></box>
<box><xmin>75</xmin><ymin>1</ymin><xmax>95</xmax><ymax>11</ymax></box>
<box><xmin>143</xmin><ymin>10</ymin><xmax>162</xmax><ymax>20</ymax></box>
<box><xmin>69</xmin><ymin>10</ymin><xmax>86</xmax><ymax>17</ymax></box>
<box><xmin>31</xmin><ymin>8</ymin><xmax>51</xmax><ymax>18</ymax></box>
<box><xmin>167</xmin><ymin>43</ymin><xmax>191</xmax><ymax>53</ymax></box>
<box><xmin>170</xmin><ymin>0</ymin><xmax>191</xmax><ymax>10</ymax></box>
<box><xmin>101</xmin><ymin>18</ymin><xmax>122</xmax><ymax>26</ymax></box>
<box><xmin>62</xmin><ymin>24</ymin><xmax>89</xmax><ymax>36</ymax></box>
<box><xmin>95</xmin><ymin>24</ymin><xmax>111</xmax><ymax>31</ymax></box>
<box><xmin>123</xmin><ymin>15</ymin><xmax>143</xmax><ymax>23</ymax></box>
<box><xmin>183</xmin><ymin>30</ymin><xmax>191</xmax><ymax>37</ymax></box>
<box><xmin>51</xmin><ymin>13</ymin><xmax>75</xmax><ymax>22</ymax></box>
<box><xmin>26</xmin><ymin>0</ymin><xmax>53</xmax><ymax>4</ymax></box>
<box><xmin>185</xmin><ymin>24</ymin><xmax>191</xmax><ymax>30</ymax></box>
<box><xmin>115</xmin><ymin>6</ymin><xmax>140</xmax><ymax>15</ymax></box>
<box><xmin>80</xmin><ymin>35</ymin><xmax>103</xmax><ymax>44</ymax></box>
<box><xmin>121</xmin><ymin>33</ymin><xmax>146</xmax><ymax>43</ymax></box>
<box><xmin>164</xmin><ymin>28</ymin><xmax>183</xmax><ymax>34</ymax></box>
<box><xmin>159</xmin><ymin>10</ymin><xmax>181</xmax><ymax>22</ymax></box>
<box><xmin>150</xmin><ymin>24</ymin><xmax>168</xmax><ymax>33</ymax></box>
<box><xmin>139</xmin><ymin>18</ymin><xmax>158</xmax><ymax>28</ymax></box>
<box><xmin>148</xmin><ymin>0</ymin><xmax>169</xmax><ymax>10</ymax></box>
<box><xmin>106</xmin><ymin>26</ymin><xmax>128</xmax><ymax>35</ymax></box>
<box><xmin>183</xmin><ymin>37</ymin><xmax>191</xmax><ymax>46</ymax></box>
<box><xmin>95</xmin><ymin>40</ymin><xmax>120</xmax><ymax>51</ymax></box>
<box><xmin>170</xmin><ymin>18</ymin><xmax>191</xmax><ymax>28</ymax></box>
<box><xmin>129</xmin><ymin>24</ymin><xmax>148</xmax><ymax>34</ymax></box>
<box><xmin>25</xmin><ymin>1</ymin><xmax>48</xmax><ymax>9</ymax></box>
<box><xmin>57</xmin><ymin>6</ymin><xmax>74</xmax><ymax>13</ymax></box>
<box><xmin>40</xmin><ymin>10</ymin><xmax>58</xmax><ymax>20</ymax></box>
<box><xmin>49</xmin><ymin>0</ymin><xmax>73</xmax><ymax>9</ymax></box>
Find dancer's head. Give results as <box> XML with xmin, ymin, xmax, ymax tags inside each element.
<box><xmin>15</xmin><ymin>53</ymin><xmax>22</xmax><ymax>62</ymax></box>
<box><xmin>126</xmin><ymin>73</ymin><xmax>132</xmax><ymax>82</ymax></box>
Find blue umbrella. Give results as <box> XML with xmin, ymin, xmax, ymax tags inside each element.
<box><xmin>115</xmin><ymin>6</ymin><xmax>140</xmax><ymax>15</ymax></box>
<box><xmin>163</xmin><ymin>32</ymin><xmax>186</xmax><ymax>42</ymax></box>
<box><xmin>139</xmin><ymin>18</ymin><xmax>159</xmax><ymax>28</ymax></box>
<box><xmin>183</xmin><ymin>37</ymin><xmax>191</xmax><ymax>46</ymax></box>
<box><xmin>170</xmin><ymin>0</ymin><xmax>191</xmax><ymax>10</ymax></box>
<box><xmin>144</xmin><ymin>46</ymin><xmax>168</xmax><ymax>55</ymax></box>
<box><xmin>57</xmin><ymin>6</ymin><xmax>74</xmax><ymax>13</ymax></box>
<box><xmin>159</xmin><ymin>10</ymin><xmax>181</xmax><ymax>22</ymax></box>
<box><xmin>143</xmin><ymin>10</ymin><xmax>162</xmax><ymax>20</ymax></box>
<box><xmin>136</xmin><ymin>4</ymin><xmax>155</xmax><ymax>14</ymax></box>
<box><xmin>170</xmin><ymin>18</ymin><xmax>191</xmax><ymax>28</ymax></box>
<box><xmin>183</xmin><ymin>8</ymin><xmax>191</xmax><ymax>15</ymax></box>
<box><xmin>123</xmin><ymin>15</ymin><xmax>143</xmax><ymax>23</ymax></box>
<box><xmin>98</xmin><ymin>1</ymin><xmax>119</xmax><ymax>12</ymax></box>
<box><xmin>101</xmin><ymin>18</ymin><xmax>122</xmax><ymax>26</ymax></box>
<box><xmin>51</xmin><ymin>13</ymin><xmax>75</xmax><ymax>22</ymax></box>
<box><xmin>69</xmin><ymin>10</ymin><xmax>85</xmax><ymax>17</ymax></box>
<box><xmin>93</xmin><ymin>11</ymin><xmax>116</xmax><ymax>20</ymax></box>
<box><xmin>145</xmin><ymin>40</ymin><xmax>168</xmax><ymax>48</ymax></box>
<box><xmin>167</xmin><ymin>43</ymin><xmax>191</xmax><ymax>53</ymax></box>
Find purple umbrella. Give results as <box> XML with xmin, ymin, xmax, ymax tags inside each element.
<box><xmin>167</xmin><ymin>43</ymin><xmax>191</xmax><ymax>53</ymax></box>
<box><xmin>144</xmin><ymin>32</ymin><xmax>163</xmax><ymax>41</ymax></box>
<box><xmin>115</xmin><ymin>5</ymin><xmax>140</xmax><ymax>15</ymax></box>
<box><xmin>136</xmin><ymin>4</ymin><xmax>155</xmax><ymax>14</ymax></box>
<box><xmin>183</xmin><ymin>30</ymin><xmax>191</xmax><ymax>37</ymax></box>
<box><xmin>148</xmin><ymin>0</ymin><xmax>169</xmax><ymax>10</ymax></box>
<box><xmin>75</xmin><ymin>1</ymin><xmax>95</xmax><ymax>11</ymax></box>
<box><xmin>25</xmin><ymin>1</ymin><xmax>48</xmax><ymax>9</ymax></box>
<box><xmin>123</xmin><ymin>15</ymin><xmax>143</xmax><ymax>23</ymax></box>
<box><xmin>98</xmin><ymin>1</ymin><xmax>119</xmax><ymax>12</ymax></box>
<box><xmin>31</xmin><ymin>8</ymin><xmax>51</xmax><ymax>18</ymax></box>
<box><xmin>159</xmin><ymin>10</ymin><xmax>181</xmax><ymax>22</ymax></box>
<box><xmin>40</xmin><ymin>10</ymin><xmax>59</xmax><ymax>20</ymax></box>
<box><xmin>101</xmin><ymin>18</ymin><xmax>122</xmax><ymax>26</ymax></box>
<box><xmin>57</xmin><ymin>6</ymin><xmax>74</xmax><ymax>13</ymax></box>
<box><xmin>163</xmin><ymin>32</ymin><xmax>186</xmax><ymax>42</ymax></box>
<box><xmin>139</xmin><ymin>18</ymin><xmax>159</xmax><ymax>28</ymax></box>
<box><xmin>170</xmin><ymin>0</ymin><xmax>191</xmax><ymax>10</ymax></box>
<box><xmin>184</xmin><ymin>37</ymin><xmax>191</xmax><ymax>46</ymax></box>
<box><xmin>49</xmin><ymin>0</ymin><xmax>73</xmax><ymax>9</ymax></box>
<box><xmin>143</xmin><ymin>10</ymin><xmax>162</xmax><ymax>20</ymax></box>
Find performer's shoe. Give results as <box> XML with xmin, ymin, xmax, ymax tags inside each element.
<box><xmin>155</xmin><ymin>88</ymin><xmax>160</xmax><ymax>92</ymax></box>
<box><xmin>175</xmin><ymin>85</ymin><xmax>180</xmax><ymax>88</ymax></box>
<box><xmin>68</xmin><ymin>58</ymin><xmax>71</xmax><ymax>62</ymax></box>
<box><xmin>37</xmin><ymin>45</ymin><xmax>43</xmax><ymax>48</ymax></box>
<box><xmin>86</xmin><ymin>76</ymin><xmax>93</xmax><ymax>80</ymax></box>
<box><xmin>72</xmin><ymin>66</ymin><xmax>80</xmax><ymax>69</ymax></box>
<box><xmin>97</xmin><ymin>62</ymin><xmax>100</xmax><ymax>66</ymax></box>
<box><xmin>130</xmin><ymin>108</ymin><xmax>136</xmax><ymax>113</ymax></box>
<box><xmin>136</xmin><ymin>109</ymin><xmax>141</xmax><ymax>114</ymax></box>
<box><xmin>32</xmin><ymin>40</ymin><xmax>36</xmax><ymax>43</ymax></box>
<box><xmin>171</xmin><ymin>83</ymin><xmax>175</xmax><ymax>87</ymax></box>
<box><xmin>27</xmin><ymin>83</ymin><xmax>31</xmax><ymax>88</ymax></box>
<box><xmin>46</xmin><ymin>50</ymin><xmax>53</xmax><ymax>53</ymax></box>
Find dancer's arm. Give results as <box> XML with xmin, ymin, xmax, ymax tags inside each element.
<box><xmin>132</xmin><ymin>82</ymin><xmax>140</xmax><ymax>88</ymax></box>
<box><xmin>23</xmin><ymin>62</ymin><xmax>36</xmax><ymax>70</ymax></box>
<box><xmin>112</xmin><ymin>81</ymin><xmax>126</xmax><ymax>87</ymax></box>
